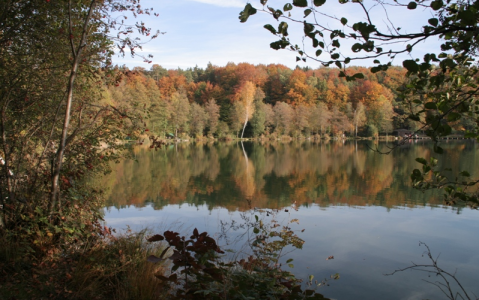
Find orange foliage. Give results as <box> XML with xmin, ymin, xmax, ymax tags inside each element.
<box><xmin>190</xmin><ymin>81</ymin><xmax>224</xmax><ymax>104</ymax></box>
<box><xmin>157</xmin><ymin>71</ymin><xmax>188</xmax><ymax>99</ymax></box>
<box><xmin>324</xmin><ymin>80</ymin><xmax>350</xmax><ymax>108</ymax></box>
<box><xmin>350</xmin><ymin>80</ymin><xmax>392</xmax><ymax>107</ymax></box>
<box><xmin>285</xmin><ymin>69</ymin><xmax>316</xmax><ymax>106</ymax></box>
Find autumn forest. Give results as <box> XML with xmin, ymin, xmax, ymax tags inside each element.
<box><xmin>108</xmin><ymin>63</ymin><xmax>430</xmax><ymax>140</ymax></box>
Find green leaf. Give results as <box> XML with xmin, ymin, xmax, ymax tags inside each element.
<box><xmin>284</xmin><ymin>3</ymin><xmax>293</xmax><ymax>11</ymax></box>
<box><xmin>286</xmin><ymin>258</ymin><xmax>294</xmax><ymax>263</ymax></box>
<box><xmin>255</xmin><ymin>214</ymin><xmax>259</xmax><ymax>221</ymax></box>
<box><xmin>293</xmin><ymin>0</ymin><xmax>308</xmax><ymax>7</ymax></box>
<box><xmin>288</xmin><ymin>263</ymin><xmax>295</xmax><ymax>268</ymax></box>
<box><xmin>403</xmin><ymin>59</ymin><xmax>419</xmax><ymax>72</ymax></box>
<box><xmin>332</xmin><ymin>39</ymin><xmax>340</xmax><ymax>47</ymax></box>
<box><xmin>314</xmin><ymin>0</ymin><xmax>326</xmax><ymax>6</ymax></box>
<box><xmin>304</xmin><ymin>8</ymin><xmax>312</xmax><ymax>17</ymax></box>
<box><xmin>331</xmin><ymin>53</ymin><xmax>340</xmax><ymax>59</ymax></box>
<box><xmin>431</xmin><ymin>0</ymin><xmax>443</xmax><ymax>10</ymax></box>
<box><xmin>411</xmin><ymin>169</ymin><xmax>424</xmax><ymax>181</ymax></box>
<box><xmin>353</xmin><ymin>73</ymin><xmax>364</xmax><ymax>79</ymax></box>
<box><xmin>460</xmin><ymin>171</ymin><xmax>470</xmax><ymax>177</ymax></box>
<box><xmin>340</xmin><ymin>17</ymin><xmax>347</xmax><ymax>25</ymax></box>
<box><xmin>304</xmin><ymin>22</ymin><xmax>314</xmax><ymax>34</ymax></box>
<box><xmin>447</xmin><ymin>112</ymin><xmax>461</xmax><ymax>122</ymax></box>
<box><xmin>239</xmin><ymin>3</ymin><xmax>257</xmax><ymax>23</ymax></box>
<box><xmin>428</xmin><ymin>18</ymin><xmax>439</xmax><ymax>27</ymax></box>
<box><xmin>407</xmin><ymin>2</ymin><xmax>417</xmax><ymax>9</ymax></box>
<box><xmin>278</xmin><ymin>22</ymin><xmax>289</xmax><ymax>35</ymax></box>
<box><xmin>415</xmin><ymin>157</ymin><xmax>427</xmax><ymax>165</ymax></box>
<box><xmin>352</xmin><ymin>43</ymin><xmax>362</xmax><ymax>52</ymax></box>
<box><xmin>315</xmin><ymin>49</ymin><xmax>322</xmax><ymax>56</ymax></box>
<box><xmin>425</xmin><ymin>102</ymin><xmax>437</xmax><ymax>109</ymax></box>
<box><xmin>264</xmin><ymin>24</ymin><xmax>277</xmax><ymax>34</ymax></box>
<box><xmin>423</xmin><ymin>165</ymin><xmax>431</xmax><ymax>173</ymax></box>
<box><xmin>434</xmin><ymin>144</ymin><xmax>444</xmax><ymax>154</ymax></box>
<box><xmin>253</xmin><ymin>227</ymin><xmax>260</xmax><ymax>234</ymax></box>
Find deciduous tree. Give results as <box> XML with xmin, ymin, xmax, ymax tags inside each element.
<box><xmin>204</xmin><ymin>98</ymin><xmax>221</xmax><ymax>136</ymax></box>
<box><xmin>169</xmin><ymin>90</ymin><xmax>191</xmax><ymax>139</ymax></box>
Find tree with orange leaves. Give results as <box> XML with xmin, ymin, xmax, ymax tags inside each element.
<box><xmin>157</xmin><ymin>71</ymin><xmax>188</xmax><ymax>99</ymax></box>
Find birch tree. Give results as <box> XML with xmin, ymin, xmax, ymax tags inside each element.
<box><xmin>235</xmin><ymin>81</ymin><xmax>256</xmax><ymax>138</ymax></box>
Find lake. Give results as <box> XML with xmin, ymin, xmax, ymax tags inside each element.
<box><xmin>100</xmin><ymin>140</ymin><xmax>479</xmax><ymax>300</ymax></box>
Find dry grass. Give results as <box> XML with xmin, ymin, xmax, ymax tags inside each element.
<box><xmin>68</xmin><ymin>230</ymin><xmax>169</xmax><ymax>300</ymax></box>
<box><xmin>0</xmin><ymin>229</ymin><xmax>170</xmax><ymax>300</ymax></box>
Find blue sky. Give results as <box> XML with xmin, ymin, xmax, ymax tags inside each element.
<box><xmin>114</xmin><ymin>0</ymin><xmax>441</xmax><ymax>70</ymax></box>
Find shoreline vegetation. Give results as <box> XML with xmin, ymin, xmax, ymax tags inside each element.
<box><xmin>1</xmin><ymin>209</ymin><xmax>334</xmax><ymax>300</ymax></box>
<box><xmin>136</xmin><ymin>132</ymin><xmax>470</xmax><ymax>146</ymax></box>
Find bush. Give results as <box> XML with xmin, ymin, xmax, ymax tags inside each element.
<box><xmin>147</xmin><ymin>211</ymin><xmax>337</xmax><ymax>299</ymax></box>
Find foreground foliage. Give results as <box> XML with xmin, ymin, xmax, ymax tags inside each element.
<box><xmin>0</xmin><ymin>1</ymin><xmax>161</xmax><ymax>298</ymax></box>
<box><xmin>0</xmin><ymin>0</ymin><xmax>158</xmax><ymax>257</ymax></box>
<box><xmin>147</xmin><ymin>211</ymin><xmax>336</xmax><ymax>299</ymax></box>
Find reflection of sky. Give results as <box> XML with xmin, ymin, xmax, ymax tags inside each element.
<box><xmin>104</xmin><ymin>203</ymin><xmax>479</xmax><ymax>300</ymax></box>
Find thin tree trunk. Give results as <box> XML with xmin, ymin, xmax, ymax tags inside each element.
<box><xmin>50</xmin><ymin>0</ymin><xmax>97</xmax><ymax>215</ymax></box>
<box><xmin>241</xmin><ymin>111</ymin><xmax>248</xmax><ymax>139</ymax></box>
<box><xmin>1</xmin><ymin>98</ymin><xmax>15</xmax><ymax>208</ymax></box>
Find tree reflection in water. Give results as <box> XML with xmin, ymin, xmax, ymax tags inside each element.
<box><xmin>100</xmin><ymin>140</ymin><xmax>478</xmax><ymax>212</ymax></box>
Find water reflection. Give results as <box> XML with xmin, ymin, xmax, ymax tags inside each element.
<box><xmin>101</xmin><ymin>140</ymin><xmax>479</xmax><ymax>300</ymax></box>
<box><xmin>101</xmin><ymin>140</ymin><xmax>478</xmax><ymax>212</ymax></box>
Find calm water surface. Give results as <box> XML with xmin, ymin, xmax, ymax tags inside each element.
<box><xmin>101</xmin><ymin>140</ymin><xmax>479</xmax><ymax>300</ymax></box>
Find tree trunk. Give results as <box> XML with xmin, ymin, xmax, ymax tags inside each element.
<box><xmin>50</xmin><ymin>0</ymin><xmax>97</xmax><ymax>215</ymax></box>
<box><xmin>354</xmin><ymin>109</ymin><xmax>358</xmax><ymax>138</ymax></box>
<box><xmin>50</xmin><ymin>66</ymin><xmax>78</xmax><ymax>212</ymax></box>
<box><xmin>241</xmin><ymin>111</ymin><xmax>249</xmax><ymax>139</ymax></box>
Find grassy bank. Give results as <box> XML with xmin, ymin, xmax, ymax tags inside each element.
<box><xmin>1</xmin><ymin>210</ymin><xmax>333</xmax><ymax>299</ymax></box>
<box><xmin>0</xmin><ymin>230</ymin><xmax>168</xmax><ymax>300</ymax></box>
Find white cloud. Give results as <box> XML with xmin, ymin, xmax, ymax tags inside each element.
<box><xmin>187</xmin><ymin>0</ymin><xmax>246</xmax><ymax>8</ymax></box>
